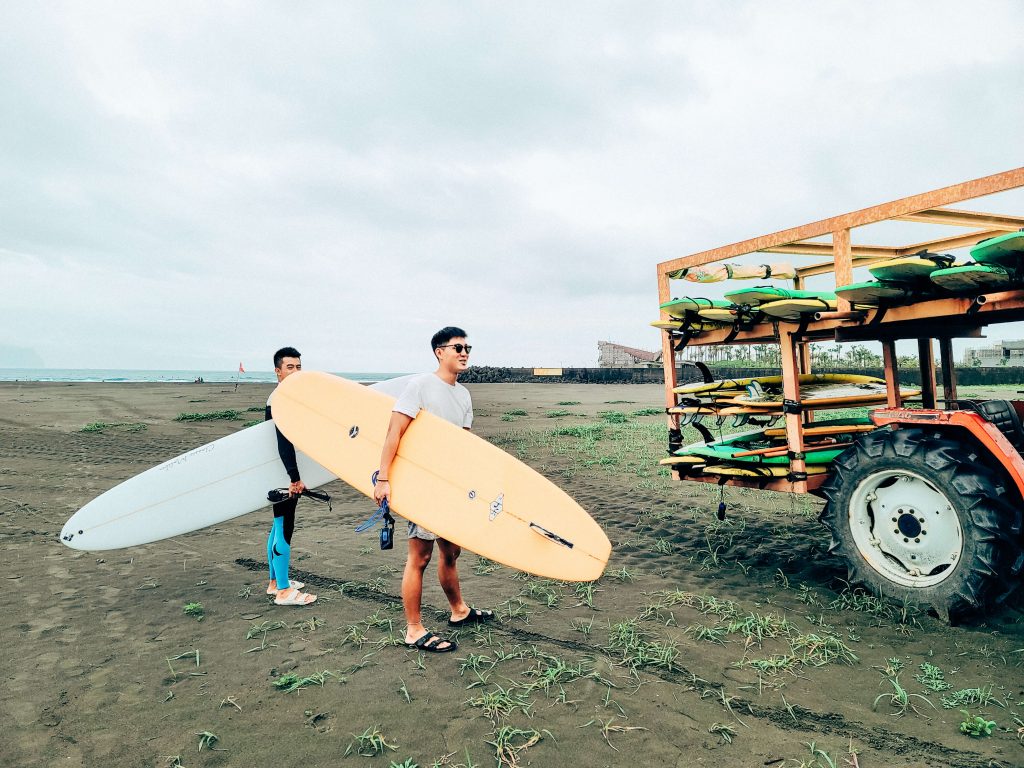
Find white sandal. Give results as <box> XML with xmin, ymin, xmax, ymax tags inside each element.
<box><xmin>274</xmin><ymin>587</ymin><xmax>317</xmax><ymax>606</ymax></box>
<box><xmin>267</xmin><ymin>579</ymin><xmax>305</xmax><ymax>595</ymax></box>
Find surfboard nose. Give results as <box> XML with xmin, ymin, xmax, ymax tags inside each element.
<box><xmin>59</xmin><ymin>518</ymin><xmax>85</xmax><ymax>549</ymax></box>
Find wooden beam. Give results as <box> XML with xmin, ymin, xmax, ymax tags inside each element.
<box><xmin>659</xmin><ymin>167</ymin><xmax>1024</xmax><ymax>275</ymax></box>
<box><xmin>896</xmin><ymin>228</ymin><xmax>1009</xmax><ymax>255</ymax></box>
<box><xmin>761</xmin><ymin>243</ymin><xmax>898</xmax><ymax>258</ymax></box>
<box><xmin>896</xmin><ymin>207</ymin><xmax>1024</xmax><ymax>230</ymax></box>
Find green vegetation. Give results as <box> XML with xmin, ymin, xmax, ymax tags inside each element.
<box><xmin>196</xmin><ymin>731</ymin><xmax>221</xmax><ymax>753</ymax></box>
<box><xmin>273</xmin><ymin>670</ymin><xmax>344</xmax><ymax>693</ymax></box>
<box><xmin>182</xmin><ymin>602</ymin><xmax>204</xmax><ymax>620</ymax></box>
<box><xmin>942</xmin><ymin>686</ymin><xmax>997</xmax><ymax>709</ymax></box>
<box><xmin>959</xmin><ymin>710</ymin><xmax>997</xmax><ymax>738</ymax></box>
<box><xmin>556</xmin><ymin>400</ymin><xmax>581</xmax><ymax>406</ymax></box>
<box><xmin>174</xmin><ymin>409</ymin><xmax>242</xmax><ymax>422</ymax></box>
<box><xmin>80</xmin><ymin>421</ymin><xmax>146</xmax><ymax>433</ymax></box>
<box><xmin>630</xmin><ymin>407</ymin><xmax>663</xmax><ymax>416</ymax></box>
<box><xmin>872</xmin><ymin>676</ymin><xmax>935</xmax><ymax>718</ymax></box>
<box><xmin>915</xmin><ymin>662</ymin><xmax>952</xmax><ymax>692</ymax></box>
<box><xmin>345</xmin><ymin>725</ymin><xmax>398</xmax><ymax>756</ymax></box>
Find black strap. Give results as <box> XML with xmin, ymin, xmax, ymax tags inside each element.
<box><xmin>673</xmin><ymin>329</ymin><xmax>695</xmax><ymax>351</ymax></box>
<box><xmin>267</xmin><ymin>487</ymin><xmax>332</xmax><ymax>511</ymax></box>
<box><xmin>782</xmin><ymin>399</ymin><xmax>803</xmax><ymax>414</ymax></box>
<box><xmin>869</xmin><ymin>301</ymin><xmax>890</xmax><ymax>325</ymax></box>
<box><xmin>667</xmin><ymin>428</ymin><xmax>683</xmax><ymax>456</ymax></box>
<box><xmin>788</xmin><ymin>471</ymin><xmax>808</xmax><ymax>482</ymax></box>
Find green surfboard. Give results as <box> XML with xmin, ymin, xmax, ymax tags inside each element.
<box><xmin>970</xmin><ymin>231</ymin><xmax>1024</xmax><ymax>266</ymax></box>
<box><xmin>868</xmin><ymin>254</ymin><xmax>954</xmax><ymax>283</ymax></box>
<box><xmin>660</xmin><ymin>296</ymin><xmax>730</xmax><ymax>318</ymax></box>
<box><xmin>835</xmin><ymin>280</ymin><xmax>913</xmax><ymax>305</ymax></box>
<box><xmin>676</xmin><ymin>429</ymin><xmax>846</xmax><ymax>466</ymax></box>
<box><xmin>724</xmin><ymin>285</ymin><xmax>830</xmax><ymax>305</ymax></box>
<box><xmin>930</xmin><ymin>262</ymin><xmax>1012</xmax><ymax>292</ymax></box>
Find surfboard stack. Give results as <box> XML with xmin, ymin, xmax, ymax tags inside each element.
<box><xmin>669</xmin><ymin>373</ymin><xmax>917</xmax><ymax>423</ymax></box>
<box><xmin>656</xmin><ymin>286</ymin><xmax>840</xmax><ymax>338</ymax></box>
<box><xmin>662</xmin><ymin>374</ymin><xmax>921</xmax><ymax>477</ymax></box>
<box><xmin>837</xmin><ymin>234</ymin><xmax>1024</xmax><ymax>305</ymax></box>
<box><xmin>661</xmin><ymin>418</ymin><xmax>879</xmax><ymax>477</ymax></box>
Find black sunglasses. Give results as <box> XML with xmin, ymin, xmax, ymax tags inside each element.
<box><xmin>438</xmin><ymin>343</ymin><xmax>472</xmax><ymax>354</ymax></box>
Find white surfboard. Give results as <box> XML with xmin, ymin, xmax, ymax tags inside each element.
<box><xmin>59</xmin><ymin>377</ymin><xmax>418</xmax><ymax>552</ymax></box>
<box><xmin>59</xmin><ymin>420</ymin><xmax>337</xmax><ymax>551</ymax></box>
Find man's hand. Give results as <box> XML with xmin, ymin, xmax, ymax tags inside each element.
<box><xmin>373</xmin><ymin>478</ymin><xmax>390</xmax><ymax>505</ymax></box>
<box><xmin>289</xmin><ymin>480</ymin><xmax>306</xmax><ymax>497</ymax></box>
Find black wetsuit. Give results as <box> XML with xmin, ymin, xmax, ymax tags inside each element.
<box><xmin>265</xmin><ymin>403</ymin><xmax>298</xmax><ymax>544</ymax></box>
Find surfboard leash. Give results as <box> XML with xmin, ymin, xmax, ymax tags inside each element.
<box><xmin>359</xmin><ymin>471</ymin><xmax>396</xmax><ymax>550</ymax></box>
<box><xmin>266</xmin><ymin>487</ymin><xmax>332</xmax><ymax>511</ymax></box>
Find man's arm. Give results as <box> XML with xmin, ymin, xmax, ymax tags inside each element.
<box><xmin>374</xmin><ymin>411</ymin><xmax>414</xmax><ymax>504</ymax></box>
<box><xmin>267</xmin><ymin>404</ymin><xmax>304</xmax><ymax>496</ymax></box>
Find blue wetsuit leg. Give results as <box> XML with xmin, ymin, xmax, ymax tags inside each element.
<box><xmin>269</xmin><ymin>516</ymin><xmax>291</xmax><ymax>591</ymax></box>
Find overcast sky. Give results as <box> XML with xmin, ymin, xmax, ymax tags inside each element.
<box><xmin>3</xmin><ymin>1</ymin><xmax>1023</xmax><ymax>372</ymax></box>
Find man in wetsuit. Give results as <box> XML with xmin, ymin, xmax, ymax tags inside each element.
<box><xmin>265</xmin><ymin>346</ymin><xmax>316</xmax><ymax>606</ymax></box>
<box><xmin>373</xmin><ymin>327</ymin><xmax>494</xmax><ymax>653</ymax></box>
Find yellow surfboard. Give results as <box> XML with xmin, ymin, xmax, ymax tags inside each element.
<box><xmin>704</xmin><ymin>464</ymin><xmax>828</xmax><ymax>478</ymax></box>
<box><xmin>658</xmin><ymin>456</ymin><xmax>706</xmax><ymax>466</ymax></box>
<box><xmin>272</xmin><ymin>372</ymin><xmax>611</xmax><ymax>581</ymax></box>
<box><xmin>763</xmin><ymin>423</ymin><xmax>877</xmax><ymax>438</ymax></box>
<box><xmin>673</xmin><ymin>373</ymin><xmax>867</xmax><ymax>396</ymax></box>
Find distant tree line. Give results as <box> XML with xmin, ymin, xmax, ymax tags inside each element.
<box><xmin>682</xmin><ymin>343</ymin><xmax>928</xmax><ymax>370</ymax></box>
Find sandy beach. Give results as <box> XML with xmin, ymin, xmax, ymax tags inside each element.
<box><xmin>2</xmin><ymin>380</ymin><xmax>1022</xmax><ymax>768</ymax></box>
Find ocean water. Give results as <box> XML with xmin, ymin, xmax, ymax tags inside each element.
<box><xmin>0</xmin><ymin>368</ymin><xmax>405</xmax><ymax>384</ymax></box>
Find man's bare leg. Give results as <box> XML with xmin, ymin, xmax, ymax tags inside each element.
<box><xmin>436</xmin><ymin>538</ymin><xmax>470</xmax><ymax>622</ymax></box>
<box><xmin>402</xmin><ymin>537</ymin><xmax>434</xmax><ymax>643</ymax></box>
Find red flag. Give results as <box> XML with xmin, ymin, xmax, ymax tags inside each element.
<box><xmin>238</xmin><ymin>362</ymin><xmax>245</xmax><ymax>373</ymax></box>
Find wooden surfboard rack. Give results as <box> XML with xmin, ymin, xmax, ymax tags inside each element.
<box><xmin>655</xmin><ymin>167</ymin><xmax>1024</xmax><ymax>493</ymax></box>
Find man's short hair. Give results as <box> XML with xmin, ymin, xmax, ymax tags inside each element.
<box><xmin>273</xmin><ymin>346</ymin><xmax>301</xmax><ymax>368</ymax></box>
<box><xmin>431</xmin><ymin>327</ymin><xmax>467</xmax><ymax>352</ymax></box>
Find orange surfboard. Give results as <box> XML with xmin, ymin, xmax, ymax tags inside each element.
<box><xmin>272</xmin><ymin>371</ymin><xmax>611</xmax><ymax>581</ymax></box>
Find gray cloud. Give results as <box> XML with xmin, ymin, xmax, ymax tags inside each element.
<box><xmin>3</xmin><ymin>1</ymin><xmax>1023</xmax><ymax>370</ymax></box>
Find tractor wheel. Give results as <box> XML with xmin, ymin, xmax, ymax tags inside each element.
<box><xmin>819</xmin><ymin>427</ymin><xmax>1021</xmax><ymax>622</ymax></box>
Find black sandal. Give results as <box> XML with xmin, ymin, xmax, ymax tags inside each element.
<box><xmin>407</xmin><ymin>631</ymin><xmax>457</xmax><ymax>653</ymax></box>
<box><xmin>448</xmin><ymin>607</ymin><xmax>495</xmax><ymax>627</ymax></box>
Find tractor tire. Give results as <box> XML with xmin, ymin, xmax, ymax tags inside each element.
<box><xmin>819</xmin><ymin>427</ymin><xmax>1021</xmax><ymax>622</ymax></box>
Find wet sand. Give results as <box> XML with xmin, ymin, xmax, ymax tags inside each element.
<box><xmin>2</xmin><ymin>381</ymin><xmax>1022</xmax><ymax>767</ymax></box>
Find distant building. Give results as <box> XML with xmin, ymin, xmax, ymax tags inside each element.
<box><xmin>965</xmin><ymin>339</ymin><xmax>1024</xmax><ymax>367</ymax></box>
<box><xmin>598</xmin><ymin>341</ymin><xmax>662</xmax><ymax>368</ymax></box>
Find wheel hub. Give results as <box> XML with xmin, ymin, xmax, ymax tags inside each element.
<box><xmin>848</xmin><ymin>470</ymin><xmax>964</xmax><ymax>588</ymax></box>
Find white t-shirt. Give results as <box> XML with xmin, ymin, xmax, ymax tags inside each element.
<box><xmin>393</xmin><ymin>372</ymin><xmax>473</xmax><ymax>429</ymax></box>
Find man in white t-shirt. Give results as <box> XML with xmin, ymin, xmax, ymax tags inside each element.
<box><xmin>374</xmin><ymin>327</ymin><xmax>494</xmax><ymax>653</ymax></box>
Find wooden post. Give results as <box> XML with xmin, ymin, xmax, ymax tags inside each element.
<box><xmin>779</xmin><ymin>327</ymin><xmax>807</xmax><ymax>493</ymax></box>
<box><xmin>917</xmin><ymin>338</ymin><xmax>938</xmax><ymax>409</ymax></box>
<box><xmin>882</xmin><ymin>340</ymin><xmax>902</xmax><ymax>408</ymax></box>
<box><xmin>833</xmin><ymin>228</ymin><xmax>853</xmax><ymax>312</ymax></box>
<box><xmin>939</xmin><ymin>337</ymin><xmax>957</xmax><ymax>406</ymax></box>
<box><xmin>657</xmin><ymin>268</ymin><xmax>681</xmax><ymax>477</ymax></box>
